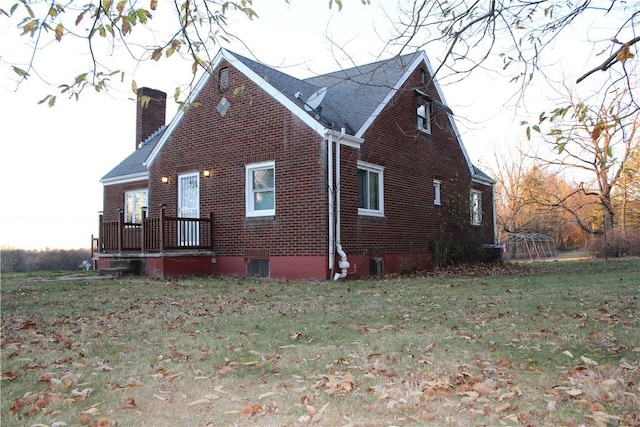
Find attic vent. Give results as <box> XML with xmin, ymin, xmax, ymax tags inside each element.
<box><xmin>219</xmin><ymin>67</ymin><xmax>229</xmax><ymax>91</ymax></box>
<box><xmin>217</xmin><ymin>97</ymin><xmax>230</xmax><ymax>117</ymax></box>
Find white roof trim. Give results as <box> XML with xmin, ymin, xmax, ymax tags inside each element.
<box><xmin>223</xmin><ymin>51</ymin><xmax>329</xmax><ymax>136</ymax></box>
<box><xmin>101</xmin><ymin>171</ymin><xmax>148</xmax><ymax>186</ymax></box>
<box><xmin>354</xmin><ymin>55</ymin><xmax>421</xmax><ymax>140</ymax></box>
<box><xmin>325</xmin><ymin>129</ymin><xmax>363</xmax><ymax>148</ymax></box>
<box><xmin>144</xmin><ymin>49</ymin><xmax>331</xmax><ymax>167</ymax></box>
<box><xmin>472</xmin><ymin>175</ymin><xmax>495</xmax><ymax>186</ymax></box>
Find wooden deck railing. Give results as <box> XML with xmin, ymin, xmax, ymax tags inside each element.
<box><xmin>98</xmin><ymin>208</ymin><xmax>214</xmax><ymax>253</ymax></box>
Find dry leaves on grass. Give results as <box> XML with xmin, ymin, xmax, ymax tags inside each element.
<box><xmin>314</xmin><ymin>372</ymin><xmax>356</xmax><ymax>395</ymax></box>
<box><xmin>546</xmin><ymin>356</ymin><xmax>640</xmax><ymax>426</ymax></box>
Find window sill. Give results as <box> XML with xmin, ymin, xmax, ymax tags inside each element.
<box><xmin>358</xmin><ymin>209</ymin><xmax>385</xmax><ymax>218</ymax></box>
<box><xmin>246</xmin><ymin>215</ymin><xmax>275</xmax><ymax>222</ymax></box>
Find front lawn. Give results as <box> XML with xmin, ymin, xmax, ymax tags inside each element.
<box><xmin>1</xmin><ymin>259</ymin><xmax>638</xmax><ymax>426</ymax></box>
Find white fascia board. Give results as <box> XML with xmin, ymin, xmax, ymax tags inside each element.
<box><xmin>325</xmin><ymin>129</ymin><xmax>363</xmax><ymax>148</ymax></box>
<box><xmin>144</xmin><ymin>50</ymin><xmax>226</xmax><ymax>167</ymax></box>
<box><xmin>100</xmin><ymin>172</ymin><xmax>149</xmax><ymax>186</ymax></box>
<box><xmin>223</xmin><ymin>51</ymin><xmax>328</xmax><ymax>137</ymax></box>
<box><xmin>472</xmin><ymin>175</ymin><xmax>496</xmax><ymax>186</ymax></box>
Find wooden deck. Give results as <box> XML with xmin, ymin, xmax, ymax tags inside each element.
<box><xmin>98</xmin><ymin>208</ymin><xmax>214</xmax><ymax>254</ymax></box>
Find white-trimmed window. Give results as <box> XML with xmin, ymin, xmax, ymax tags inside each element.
<box><xmin>417</xmin><ymin>97</ymin><xmax>431</xmax><ymax>134</ymax></box>
<box><xmin>246</xmin><ymin>161</ymin><xmax>275</xmax><ymax>217</ymax></box>
<box><xmin>470</xmin><ymin>190</ymin><xmax>482</xmax><ymax>225</ymax></box>
<box><xmin>433</xmin><ymin>180</ymin><xmax>441</xmax><ymax>206</ymax></box>
<box><xmin>357</xmin><ymin>161</ymin><xmax>384</xmax><ymax>217</ymax></box>
<box><xmin>124</xmin><ymin>189</ymin><xmax>148</xmax><ymax>223</ymax></box>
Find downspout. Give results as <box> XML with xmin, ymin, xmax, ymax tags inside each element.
<box><xmin>492</xmin><ymin>185</ymin><xmax>498</xmax><ymax>244</ymax></box>
<box><xmin>328</xmin><ymin>134</ymin><xmax>335</xmax><ymax>275</ymax></box>
<box><xmin>333</xmin><ymin>128</ymin><xmax>350</xmax><ymax>280</ymax></box>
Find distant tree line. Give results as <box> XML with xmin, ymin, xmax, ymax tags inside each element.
<box><xmin>1</xmin><ymin>248</ymin><xmax>91</xmax><ymax>273</ymax></box>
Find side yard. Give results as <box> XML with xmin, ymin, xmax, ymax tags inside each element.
<box><xmin>1</xmin><ymin>259</ymin><xmax>638</xmax><ymax>426</ymax></box>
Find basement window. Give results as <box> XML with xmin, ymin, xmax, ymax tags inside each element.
<box><xmin>247</xmin><ymin>259</ymin><xmax>269</xmax><ymax>278</ymax></box>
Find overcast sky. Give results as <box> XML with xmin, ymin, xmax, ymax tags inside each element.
<box><xmin>0</xmin><ymin>0</ymin><xmax>606</xmax><ymax>250</ymax></box>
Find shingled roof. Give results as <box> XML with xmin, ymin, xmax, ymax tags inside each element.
<box><xmin>101</xmin><ymin>126</ymin><xmax>166</xmax><ymax>183</ymax></box>
<box><xmin>231</xmin><ymin>51</ymin><xmax>422</xmax><ymax>136</ymax></box>
<box><xmin>102</xmin><ymin>49</ymin><xmax>493</xmax><ymax>186</ymax></box>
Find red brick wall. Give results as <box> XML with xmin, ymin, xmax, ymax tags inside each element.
<box><xmin>148</xmin><ymin>61</ymin><xmax>329</xmax><ymax>261</ymax></box>
<box><xmin>338</xmin><ymin>64</ymin><xmax>495</xmax><ymax>272</ymax></box>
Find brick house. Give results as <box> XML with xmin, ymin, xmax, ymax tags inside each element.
<box><xmin>97</xmin><ymin>48</ymin><xmax>496</xmax><ymax>279</ymax></box>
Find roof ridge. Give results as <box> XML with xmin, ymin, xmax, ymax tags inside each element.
<box><xmin>307</xmin><ymin>51</ymin><xmax>420</xmax><ymax>81</ymax></box>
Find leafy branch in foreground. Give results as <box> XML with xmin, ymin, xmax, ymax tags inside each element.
<box><xmin>1</xmin><ymin>0</ymin><xmax>258</xmax><ymax>105</ymax></box>
<box><xmin>392</xmin><ymin>1</ymin><xmax>638</xmax><ymax>96</ymax></box>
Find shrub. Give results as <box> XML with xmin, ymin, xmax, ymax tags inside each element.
<box><xmin>588</xmin><ymin>230</ymin><xmax>640</xmax><ymax>258</ymax></box>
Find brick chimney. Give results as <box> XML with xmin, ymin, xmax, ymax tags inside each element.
<box><xmin>136</xmin><ymin>87</ymin><xmax>167</xmax><ymax>149</ymax></box>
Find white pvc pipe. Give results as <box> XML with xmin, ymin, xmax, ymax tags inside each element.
<box><xmin>328</xmin><ymin>134</ymin><xmax>334</xmax><ymax>272</ymax></box>
<box><xmin>333</xmin><ymin>128</ymin><xmax>349</xmax><ymax>280</ymax></box>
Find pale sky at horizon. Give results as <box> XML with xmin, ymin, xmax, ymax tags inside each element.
<box><xmin>0</xmin><ymin>0</ymin><xmax>618</xmax><ymax>250</ymax></box>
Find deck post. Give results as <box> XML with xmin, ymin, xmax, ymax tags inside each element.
<box><xmin>117</xmin><ymin>208</ymin><xmax>124</xmax><ymax>253</ymax></box>
<box><xmin>159</xmin><ymin>204</ymin><xmax>166</xmax><ymax>252</ymax></box>
<box><xmin>209</xmin><ymin>212</ymin><xmax>214</xmax><ymax>251</ymax></box>
<box><xmin>141</xmin><ymin>207</ymin><xmax>147</xmax><ymax>253</ymax></box>
<box><xmin>98</xmin><ymin>213</ymin><xmax>103</xmax><ymax>253</ymax></box>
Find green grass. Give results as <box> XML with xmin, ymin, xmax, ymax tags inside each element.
<box><xmin>1</xmin><ymin>259</ymin><xmax>638</xmax><ymax>426</ymax></box>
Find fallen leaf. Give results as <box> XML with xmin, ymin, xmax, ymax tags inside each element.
<box><xmin>581</xmin><ymin>356</ymin><xmax>599</xmax><ymax>366</ymax></box>
<box><xmin>72</xmin><ymin>388</ymin><xmax>94</xmax><ymax>398</ymax></box>
<box><xmin>2</xmin><ymin>371</ymin><xmax>17</xmax><ymax>380</ymax></box>
<box><xmin>90</xmin><ymin>418</ymin><xmax>113</xmax><ymax>427</ymax></box>
<box><xmin>472</xmin><ymin>381</ymin><xmax>493</xmax><ymax>395</ymax></box>
<box><xmin>38</xmin><ymin>373</ymin><xmax>55</xmax><ymax>383</ymax></box>
<box><xmin>240</xmin><ymin>404</ymin><xmax>263</xmax><ymax>417</ymax></box>
<box><xmin>562</xmin><ymin>350</ymin><xmax>574</xmax><ymax>358</ymax></box>
<box><xmin>76</xmin><ymin>414</ymin><xmax>93</xmax><ymax>425</ymax></box>
<box><xmin>122</xmin><ymin>397</ymin><xmax>138</xmax><ymax>409</ymax></box>
<box><xmin>495</xmin><ymin>403</ymin><xmax>510</xmax><ymax>413</ymax></box>
<box><xmin>566</xmin><ymin>388</ymin><xmax>583</xmax><ymax>397</ymax></box>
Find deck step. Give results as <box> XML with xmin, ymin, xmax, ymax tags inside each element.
<box><xmin>99</xmin><ymin>259</ymin><xmax>141</xmax><ymax>276</ymax></box>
